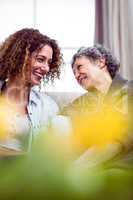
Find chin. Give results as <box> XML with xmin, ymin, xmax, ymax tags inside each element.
<box><xmin>82</xmin><ymin>84</ymin><xmax>95</xmax><ymax>91</ymax></box>
<box><xmin>81</xmin><ymin>84</ymin><xmax>89</xmax><ymax>90</ymax></box>
<box><xmin>30</xmin><ymin>80</ymin><xmax>40</xmax><ymax>87</ymax></box>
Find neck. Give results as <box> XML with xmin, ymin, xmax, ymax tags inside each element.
<box><xmin>96</xmin><ymin>79</ymin><xmax>112</xmax><ymax>95</ymax></box>
<box><xmin>89</xmin><ymin>73</ymin><xmax>112</xmax><ymax>95</ymax></box>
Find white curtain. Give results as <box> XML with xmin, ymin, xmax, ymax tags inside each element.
<box><xmin>95</xmin><ymin>0</ymin><xmax>133</xmax><ymax>80</ymax></box>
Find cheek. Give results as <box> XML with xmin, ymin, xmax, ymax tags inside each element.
<box><xmin>80</xmin><ymin>69</ymin><xmax>89</xmax><ymax>74</ymax></box>
<box><xmin>88</xmin><ymin>68</ymin><xmax>99</xmax><ymax>77</ymax></box>
<box><xmin>30</xmin><ymin>57</ymin><xmax>38</xmax><ymax>69</ymax></box>
<box><xmin>30</xmin><ymin>61</ymin><xmax>39</xmax><ymax>73</ymax></box>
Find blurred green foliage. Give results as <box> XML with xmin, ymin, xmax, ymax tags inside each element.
<box><xmin>0</xmin><ymin>133</ymin><xmax>133</xmax><ymax>200</ymax></box>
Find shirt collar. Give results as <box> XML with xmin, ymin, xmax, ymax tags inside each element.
<box><xmin>29</xmin><ymin>87</ymin><xmax>41</xmax><ymax>106</ymax></box>
<box><xmin>107</xmin><ymin>73</ymin><xmax>128</xmax><ymax>95</ymax></box>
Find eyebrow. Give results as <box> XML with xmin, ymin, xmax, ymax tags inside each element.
<box><xmin>37</xmin><ymin>54</ymin><xmax>52</xmax><ymax>60</ymax></box>
<box><xmin>72</xmin><ymin>63</ymin><xmax>82</xmax><ymax>68</ymax></box>
<box><xmin>76</xmin><ymin>64</ymin><xmax>82</xmax><ymax>69</ymax></box>
<box><xmin>77</xmin><ymin>64</ymin><xmax>82</xmax><ymax>67</ymax></box>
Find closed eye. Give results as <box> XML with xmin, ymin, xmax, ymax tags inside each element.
<box><xmin>36</xmin><ymin>57</ymin><xmax>44</xmax><ymax>63</ymax></box>
<box><xmin>73</xmin><ymin>64</ymin><xmax>83</xmax><ymax>74</ymax></box>
<box><xmin>36</xmin><ymin>55</ymin><xmax>52</xmax><ymax>66</ymax></box>
<box><xmin>77</xmin><ymin>64</ymin><xmax>83</xmax><ymax>70</ymax></box>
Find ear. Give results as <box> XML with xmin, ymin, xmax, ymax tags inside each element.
<box><xmin>99</xmin><ymin>58</ymin><xmax>108</xmax><ymax>72</ymax></box>
<box><xmin>99</xmin><ymin>58</ymin><xmax>106</xmax><ymax>68</ymax></box>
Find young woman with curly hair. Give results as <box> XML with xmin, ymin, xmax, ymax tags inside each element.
<box><xmin>0</xmin><ymin>28</ymin><xmax>63</xmax><ymax>152</ymax></box>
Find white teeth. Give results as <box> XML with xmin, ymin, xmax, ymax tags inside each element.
<box><xmin>34</xmin><ymin>72</ymin><xmax>43</xmax><ymax>78</ymax></box>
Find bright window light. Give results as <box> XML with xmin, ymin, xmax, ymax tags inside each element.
<box><xmin>36</xmin><ymin>0</ymin><xmax>95</xmax><ymax>92</ymax></box>
<box><xmin>0</xmin><ymin>0</ymin><xmax>95</xmax><ymax>92</ymax></box>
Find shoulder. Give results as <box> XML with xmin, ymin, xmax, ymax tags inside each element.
<box><xmin>127</xmin><ymin>80</ymin><xmax>133</xmax><ymax>103</ymax></box>
<box><xmin>0</xmin><ymin>80</ymin><xmax>4</xmax><ymax>91</ymax></box>
<box><xmin>112</xmin><ymin>74</ymin><xmax>128</xmax><ymax>89</ymax></box>
<box><xmin>60</xmin><ymin>92</ymin><xmax>90</xmax><ymax>116</ymax></box>
<box><xmin>128</xmin><ymin>80</ymin><xmax>133</xmax><ymax>88</ymax></box>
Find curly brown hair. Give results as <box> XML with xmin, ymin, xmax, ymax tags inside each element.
<box><xmin>0</xmin><ymin>28</ymin><xmax>63</xmax><ymax>83</ymax></box>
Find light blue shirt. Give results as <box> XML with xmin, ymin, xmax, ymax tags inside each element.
<box><xmin>27</xmin><ymin>87</ymin><xmax>59</xmax><ymax>150</ymax></box>
<box><xmin>28</xmin><ymin>87</ymin><xmax>59</xmax><ymax>132</ymax></box>
<box><xmin>0</xmin><ymin>81</ymin><xmax>59</xmax><ymax>151</ymax></box>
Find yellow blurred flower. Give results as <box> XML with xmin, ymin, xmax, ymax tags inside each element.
<box><xmin>71</xmin><ymin>103</ymin><xmax>129</xmax><ymax>152</ymax></box>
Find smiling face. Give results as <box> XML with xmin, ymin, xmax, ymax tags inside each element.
<box><xmin>30</xmin><ymin>45</ymin><xmax>53</xmax><ymax>86</ymax></box>
<box><xmin>72</xmin><ymin>56</ymin><xmax>108</xmax><ymax>91</ymax></box>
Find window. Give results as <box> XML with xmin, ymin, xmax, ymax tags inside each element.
<box><xmin>0</xmin><ymin>0</ymin><xmax>34</xmax><ymax>41</ymax></box>
<box><xmin>36</xmin><ymin>0</ymin><xmax>95</xmax><ymax>92</ymax></box>
<box><xmin>0</xmin><ymin>0</ymin><xmax>95</xmax><ymax>92</ymax></box>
